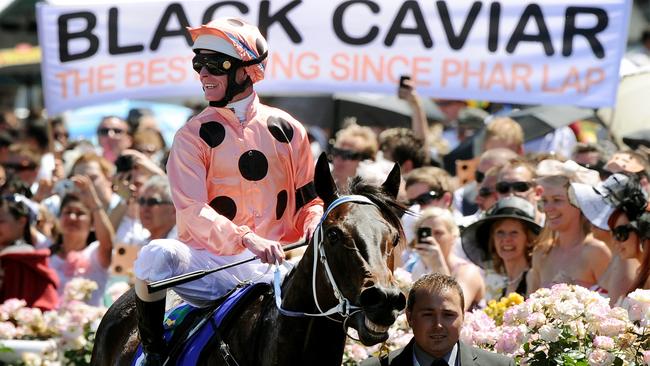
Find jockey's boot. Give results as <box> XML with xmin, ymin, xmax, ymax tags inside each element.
<box><xmin>135</xmin><ymin>296</ymin><xmax>167</xmax><ymax>365</ymax></box>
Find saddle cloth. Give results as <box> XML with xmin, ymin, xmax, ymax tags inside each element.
<box><xmin>132</xmin><ymin>282</ymin><xmax>271</xmax><ymax>365</ymax></box>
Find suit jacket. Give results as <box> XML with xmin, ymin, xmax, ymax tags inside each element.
<box><xmin>359</xmin><ymin>339</ymin><xmax>514</xmax><ymax>366</ymax></box>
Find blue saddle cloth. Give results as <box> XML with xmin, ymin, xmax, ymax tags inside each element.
<box><xmin>132</xmin><ymin>282</ymin><xmax>269</xmax><ymax>365</ymax></box>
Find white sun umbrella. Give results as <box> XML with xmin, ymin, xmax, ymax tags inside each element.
<box><xmin>597</xmin><ymin>62</ymin><xmax>650</xmax><ymax>145</ymax></box>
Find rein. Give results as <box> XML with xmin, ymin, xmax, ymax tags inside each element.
<box><xmin>273</xmin><ymin>195</ymin><xmax>376</xmax><ymax>321</ymax></box>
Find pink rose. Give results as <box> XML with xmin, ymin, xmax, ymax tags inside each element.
<box><xmin>593</xmin><ymin>336</ymin><xmax>615</xmax><ymax>351</ymax></box>
<box><xmin>587</xmin><ymin>349</ymin><xmax>614</xmax><ymax>366</ymax></box>
<box><xmin>495</xmin><ymin>327</ymin><xmax>521</xmax><ymax>354</ymax></box>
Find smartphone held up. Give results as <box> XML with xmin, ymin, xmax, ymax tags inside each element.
<box><xmin>399</xmin><ymin>75</ymin><xmax>411</xmax><ymax>88</ymax></box>
<box><xmin>417</xmin><ymin>227</ymin><xmax>432</xmax><ymax>243</ymax></box>
<box><xmin>397</xmin><ymin>74</ymin><xmax>412</xmax><ymax>100</ymax></box>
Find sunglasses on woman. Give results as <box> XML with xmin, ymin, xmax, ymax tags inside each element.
<box><xmin>329</xmin><ymin>147</ymin><xmax>371</xmax><ymax>161</ymax></box>
<box><xmin>138</xmin><ymin>197</ymin><xmax>173</xmax><ymax>207</ymax></box>
<box><xmin>98</xmin><ymin>127</ymin><xmax>127</xmax><ymax>136</ymax></box>
<box><xmin>612</xmin><ymin>224</ymin><xmax>638</xmax><ymax>242</ymax></box>
<box><xmin>407</xmin><ymin>191</ymin><xmax>442</xmax><ymax>206</ymax></box>
<box><xmin>3</xmin><ymin>162</ymin><xmax>38</xmax><ymax>172</ymax></box>
<box><xmin>495</xmin><ymin>181</ymin><xmax>533</xmax><ymax>194</ymax></box>
<box><xmin>192</xmin><ymin>54</ymin><xmax>236</xmax><ymax>75</ymax></box>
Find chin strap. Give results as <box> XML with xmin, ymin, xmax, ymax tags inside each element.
<box><xmin>209</xmin><ymin>51</ymin><xmax>268</xmax><ymax>108</ymax></box>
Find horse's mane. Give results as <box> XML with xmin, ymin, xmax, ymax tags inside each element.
<box><xmin>347</xmin><ymin>177</ymin><xmax>408</xmax><ymax>241</ymax></box>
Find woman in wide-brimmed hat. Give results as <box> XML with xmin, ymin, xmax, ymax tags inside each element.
<box><xmin>528</xmin><ymin>161</ymin><xmax>611</xmax><ymax>293</ymax></box>
<box><xmin>570</xmin><ymin>173</ymin><xmax>645</xmax><ymax>305</ymax></box>
<box><xmin>462</xmin><ymin>196</ymin><xmax>541</xmax><ymax>299</ymax></box>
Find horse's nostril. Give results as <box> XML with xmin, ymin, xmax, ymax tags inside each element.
<box><xmin>393</xmin><ymin>293</ymin><xmax>406</xmax><ymax>311</ymax></box>
<box><xmin>359</xmin><ymin>287</ymin><xmax>387</xmax><ymax>307</ymax></box>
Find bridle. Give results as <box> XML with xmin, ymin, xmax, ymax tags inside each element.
<box><xmin>273</xmin><ymin>195</ymin><xmax>377</xmax><ymax>322</ymax></box>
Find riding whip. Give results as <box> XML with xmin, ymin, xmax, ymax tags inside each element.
<box><xmin>146</xmin><ymin>241</ymin><xmax>307</xmax><ymax>293</ymax></box>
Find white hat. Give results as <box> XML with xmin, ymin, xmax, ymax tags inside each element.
<box><xmin>192</xmin><ymin>34</ymin><xmax>240</xmax><ymax>59</ymax></box>
<box><xmin>569</xmin><ymin>174</ymin><xmax>631</xmax><ymax>230</ymax></box>
<box><xmin>537</xmin><ymin>159</ymin><xmax>601</xmax><ymax>186</ymax></box>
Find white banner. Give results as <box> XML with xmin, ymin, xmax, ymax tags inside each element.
<box><xmin>37</xmin><ymin>0</ymin><xmax>631</xmax><ymax>115</ymax></box>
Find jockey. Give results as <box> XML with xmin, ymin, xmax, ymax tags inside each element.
<box><xmin>132</xmin><ymin>18</ymin><xmax>324</xmax><ymax>365</ymax></box>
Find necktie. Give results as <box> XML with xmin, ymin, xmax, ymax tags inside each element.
<box><xmin>431</xmin><ymin>358</ymin><xmax>448</xmax><ymax>366</ymax></box>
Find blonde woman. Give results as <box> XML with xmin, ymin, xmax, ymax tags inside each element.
<box><xmin>528</xmin><ymin>174</ymin><xmax>611</xmax><ymax>293</ymax></box>
<box><xmin>408</xmin><ymin>207</ymin><xmax>485</xmax><ymax>310</ymax></box>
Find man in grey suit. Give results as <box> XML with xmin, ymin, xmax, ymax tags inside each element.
<box><xmin>361</xmin><ymin>273</ymin><xmax>514</xmax><ymax>366</ymax></box>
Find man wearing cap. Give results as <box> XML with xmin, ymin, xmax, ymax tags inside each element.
<box><xmin>131</xmin><ymin>18</ymin><xmax>323</xmax><ymax>364</ymax></box>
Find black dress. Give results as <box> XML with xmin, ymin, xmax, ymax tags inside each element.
<box><xmin>501</xmin><ymin>270</ymin><xmax>528</xmax><ymax>298</ymax></box>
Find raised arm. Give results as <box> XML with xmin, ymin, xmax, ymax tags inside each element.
<box><xmin>398</xmin><ymin>78</ymin><xmax>428</xmax><ymax>142</ymax></box>
<box><xmin>72</xmin><ymin>175</ymin><xmax>115</xmax><ymax>269</ymax></box>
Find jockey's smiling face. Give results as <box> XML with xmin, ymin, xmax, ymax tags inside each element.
<box><xmin>195</xmin><ymin>50</ymin><xmax>248</xmax><ymax>102</ymax></box>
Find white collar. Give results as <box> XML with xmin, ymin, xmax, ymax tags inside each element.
<box><xmin>226</xmin><ymin>92</ymin><xmax>255</xmax><ymax>123</ymax></box>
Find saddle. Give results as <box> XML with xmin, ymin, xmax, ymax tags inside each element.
<box><xmin>132</xmin><ymin>282</ymin><xmax>272</xmax><ymax>366</ymax></box>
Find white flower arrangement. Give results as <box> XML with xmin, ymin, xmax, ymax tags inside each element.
<box><xmin>343</xmin><ymin>282</ymin><xmax>650</xmax><ymax>365</ymax></box>
<box><xmin>463</xmin><ymin>284</ymin><xmax>650</xmax><ymax>366</ymax></box>
<box><xmin>0</xmin><ymin>278</ymin><xmax>118</xmax><ymax>365</ymax></box>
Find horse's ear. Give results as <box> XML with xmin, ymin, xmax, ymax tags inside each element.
<box><xmin>314</xmin><ymin>152</ymin><xmax>338</xmax><ymax>207</ymax></box>
<box><xmin>381</xmin><ymin>163</ymin><xmax>401</xmax><ymax>199</ymax></box>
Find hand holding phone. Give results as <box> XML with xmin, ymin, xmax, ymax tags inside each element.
<box><xmin>399</xmin><ymin>75</ymin><xmax>411</xmax><ymax>88</ymax></box>
<box><xmin>417</xmin><ymin>227</ymin><xmax>432</xmax><ymax>243</ymax></box>
<box><xmin>398</xmin><ymin>75</ymin><xmax>414</xmax><ymax>101</ymax></box>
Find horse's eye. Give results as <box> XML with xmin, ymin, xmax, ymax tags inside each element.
<box><xmin>392</xmin><ymin>235</ymin><xmax>400</xmax><ymax>247</ymax></box>
<box><xmin>326</xmin><ymin>228</ymin><xmax>342</xmax><ymax>243</ymax></box>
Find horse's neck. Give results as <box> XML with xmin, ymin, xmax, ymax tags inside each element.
<box><xmin>282</xmin><ymin>244</ymin><xmax>339</xmax><ymax>313</ymax></box>
<box><xmin>274</xmin><ymin>245</ymin><xmax>348</xmax><ymax>362</ymax></box>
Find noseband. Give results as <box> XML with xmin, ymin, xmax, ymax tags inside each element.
<box><xmin>273</xmin><ymin>195</ymin><xmax>376</xmax><ymax>321</ymax></box>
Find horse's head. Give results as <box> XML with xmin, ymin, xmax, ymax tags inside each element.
<box><xmin>313</xmin><ymin>153</ymin><xmax>407</xmax><ymax>346</ymax></box>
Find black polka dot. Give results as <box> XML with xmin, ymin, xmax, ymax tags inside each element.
<box><xmin>238</xmin><ymin>150</ymin><xmax>268</xmax><ymax>181</ymax></box>
<box><xmin>276</xmin><ymin>190</ymin><xmax>288</xmax><ymax>219</ymax></box>
<box><xmin>209</xmin><ymin>196</ymin><xmax>237</xmax><ymax>221</ymax></box>
<box><xmin>199</xmin><ymin>122</ymin><xmax>225</xmax><ymax>148</ymax></box>
<box><xmin>267</xmin><ymin>116</ymin><xmax>294</xmax><ymax>143</ymax></box>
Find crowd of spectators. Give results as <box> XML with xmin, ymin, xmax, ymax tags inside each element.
<box><xmin>0</xmin><ymin>109</ymin><xmax>176</xmax><ymax>309</ymax></box>
<box><xmin>2</xmin><ymin>81</ymin><xmax>650</xmax><ymax>315</ymax></box>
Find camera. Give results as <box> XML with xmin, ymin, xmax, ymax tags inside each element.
<box><xmin>53</xmin><ymin>179</ymin><xmax>75</xmax><ymax>197</ymax></box>
<box><xmin>417</xmin><ymin>227</ymin><xmax>432</xmax><ymax>243</ymax></box>
<box><xmin>115</xmin><ymin>155</ymin><xmax>135</xmax><ymax>173</ymax></box>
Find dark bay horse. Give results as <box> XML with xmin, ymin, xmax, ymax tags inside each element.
<box><xmin>91</xmin><ymin>154</ymin><xmax>408</xmax><ymax>365</ymax></box>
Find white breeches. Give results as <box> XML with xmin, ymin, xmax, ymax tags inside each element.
<box><xmin>134</xmin><ymin>239</ymin><xmax>288</xmax><ymax>308</ymax></box>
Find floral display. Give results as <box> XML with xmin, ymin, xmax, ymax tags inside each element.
<box><xmin>0</xmin><ymin>278</ymin><xmax>110</xmax><ymax>365</ymax></box>
<box><xmin>463</xmin><ymin>284</ymin><xmax>650</xmax><ymax>366</ymax></box>
<box><xmin>4</xmin><ymin>275</ymin><xmax>650</xmax><ymax>365</ymax></box>
<box><xmin>343</xmin><ymin>313</ymin><xmax>413</xmax><ymax>365</ymax></box>
<box><xmin>344</xmin><ymin>284</ymin><xmax>650</xmax><ymax>365</ymax></box>
<box><xmin>483</xmin><ymin>292</ymin><xmax>525</xmax><ymax>326</ymax></box>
